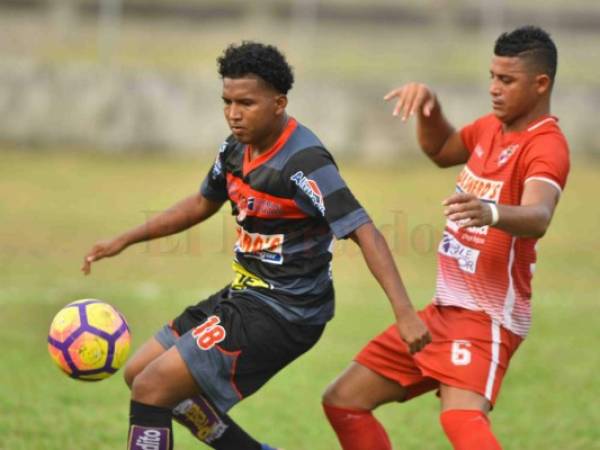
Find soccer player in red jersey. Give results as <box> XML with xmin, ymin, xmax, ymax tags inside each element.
<box><xmin>322</xmin><ymin>26</ymin><xmax>570</xmax><ymax>450</ymax></box>
<box><xmin>81</xmin><ymin>42</ymin><xmax>430</xmax><ymax>450</ymax></box>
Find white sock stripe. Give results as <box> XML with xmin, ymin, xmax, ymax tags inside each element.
<box><xmin>484</xmin><ymin>322</ymin><xmax>501</xmax><ymax>401</ymax></box>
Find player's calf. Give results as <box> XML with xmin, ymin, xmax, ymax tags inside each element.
<box><xmin>128</xmin><ymin>400</ymin><xmax>174</xmax><ymax>450</ymax></box>
<box><xmin>172</xmin><ymin>395</ymin><xmax>275</xmax><ymax>450</ymax></box>
<box><xmin>172</xmin><ymin>396</ymin><xmax>229</xmax><ymax>444</ymax></box>
<box><xmin>323</xmin><ymin>403</ymin><xmax>392</xmax><ymax>450</ymax></box>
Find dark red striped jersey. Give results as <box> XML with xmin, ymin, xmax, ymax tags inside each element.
<box><xmin>200</xmin><ymin>117</ymin><xmax>371</xmax><ymax>324</ymax></box>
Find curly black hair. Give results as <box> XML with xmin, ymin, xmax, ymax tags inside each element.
<box><xmin>217</xmin><ymin>41</ymin><xmax>294</xmax><ymax>94</ymax></box>
<box><xmin>494</xmin><ymin>25</ymin><xmax>557</xmax><ymax>82</ymax></box>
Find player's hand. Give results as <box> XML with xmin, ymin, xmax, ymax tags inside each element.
<box><xmin>396</xmin><ymin>310</ymin><xmax>431</xmax><ymax>354</ymax></box>
<box><xmin>81</xmin><ymin>237</ymin><xmax>127</xmax><ymax>275</ymax></box>
<box><xmin>384</xmin><ymin>82</ymin><xmax>438</xmax><ymax>122</ymax></box>
<box><xmin>443</xmin><ymin>193</ymin><xmax>494</xmax><ymax>228</ymax></box>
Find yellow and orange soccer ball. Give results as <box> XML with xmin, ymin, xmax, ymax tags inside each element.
<box><xmin>47</xmin><ymin>300</ymin><xmax>131</xmax><ymax>381</ymax></box>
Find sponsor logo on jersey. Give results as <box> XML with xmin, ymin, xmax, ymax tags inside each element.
<box><xmin>236</xmin><ymin>196</ymin><xmax>249</xmax><ymax>222</ymax></box>
<box><xmin>290</xmin><ymin>171</ymin><xmax>325</xmax><ymax>215</ymax></box>
<box><xmin>456</xmin><ymin>166</ymin><xmax>503</xmax><ymax>202</ymax></box>
<box><xmin>498</xmin><ymin>144</ymin><xmax>519</xmax><ymax>166</ymax></box>
<box><xmin>231</xmin><ymin>260</ymin><xmax>272</xmax><ymax>290</ymax></box>
<box><xmin>446</xmin><ymin>205</ymin><xmax>489</xmax><ymax>242</ymax></box>
<box><xmin>234</xmin><ymin>195</ymin><xmax>285</xmax><ymax>222</ymax></box>
<box><xmin>474</xmin><ymin>144</ymin><xmax>484</xmax><ymax>158</ymax></box>
<box><xmin>129</xmin><ymin>426</ymin><xmax>170</xmax><ymax>450</ymax></box>
<box><xmin>452</xmin><ymin>166</ymin><xmax>504</xmax><ymax>237</ymax></box>
<box><xmin>234</xmin><ymin>227</ymin><xmax>284</xmax><ymax>265</ymax></box>
<box><xmin>439</xmin><ymin>231</ymin><xmax>480</xmax><ymax>274</ymax></box>
<box><xmin>245</xmin><ymin>196</ymin><xmax>283</xmax><ymax>216</ymax></box>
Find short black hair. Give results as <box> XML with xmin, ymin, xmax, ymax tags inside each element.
<box><xmin>217</xmin><ymin>41</ymin><xmax>294</xmax><ymax>94</ymax></box>
<box><xmin>494</xmin><ymin>25</ymin><xmax>557</xmax><ymax>82</ymax></box>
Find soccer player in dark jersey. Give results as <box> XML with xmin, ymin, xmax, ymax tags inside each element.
<box><xmin>82</xmin><ymin>41</ymin><xmax>430</xmax><ymax>450</ymax></box>
<box><xmin>322</xmin><ymin>26</ymin><xmax>569</xmax><ymax>450</ymax></box>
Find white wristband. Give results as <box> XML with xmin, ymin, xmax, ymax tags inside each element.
<box><xmin>488</xmin><ymin>203</ymin><xmax>500</xmax><ymax>226</ymax></box>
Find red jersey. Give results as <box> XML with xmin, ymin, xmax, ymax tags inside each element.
<box><xmin>434</xmin><ymin>114</ymin><xmax>570</xmax><ymax>337</ymax></box>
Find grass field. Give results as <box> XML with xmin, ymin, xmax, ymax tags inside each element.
<box><xmin>0</xmin><ymin>149</ymin><xmax>598</xmax><ymax>450</ymax></box>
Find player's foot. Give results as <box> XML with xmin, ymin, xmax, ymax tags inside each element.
<box><xmin>261</xmin><ymin>444</ymin><xmax>283</xmax><ymax>450</ymax></box>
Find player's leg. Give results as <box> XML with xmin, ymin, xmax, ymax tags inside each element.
<box><xmin>155</xmin><ymin>288</ymin><xmax>317</xmax><ymax>450</ymax></box>
<box><xmin>121</xmin><ymin>324</ymin><xmax>235</xmax><ymax>444</ymax></box>
<box><xmin>131</xmin><ymin>343</ymin><xmax>200</xmax><ymax>406</ymax></box>
<box><xmin>123</xmin><ymin>336</ymin><xmax>166</xmax><ymax>388</ymax></box>
<box><xmin>440</xmin><ymin>384</ymin><xmax>490</xmax><ymax>413</ymax></box>
<box><xmin>128</xmin><ymin>344</ymin><xmax>197</xmax><ymax>450</ymax></box>
<box><xmin>439</xmin><ymin>385</ymin><xmax>500</xmax><ymax>450</ymax></box>
<box><xmin>126</xmin><ymin>288</ymin><xmax>275</xmax><ymax>450</ymax></box>
<box><xmin>323</xmin><ymin>362</ymin><xmax>409</xmax><ymax>409</ymax></box>
<box><xmin>129</xmin><ymin>338</ymin><xmax>272</xmax><ymax>450</ymax></box>
<box><xmin>428</xmin><ymin>308</ymin><xmax>523</xmax><ymax>450</ymax></box>
<box><xmin>322</xmin><ymin>362</ymin><xmax>408</xmax><ymax>450</ymax></box>
<box><xmin>121</xmin><ymin>324</ymin><xmax>259</xmax><ymax>447</ymax></box>
<box><xmin>323</xmin><ymin>316</ymin><xmax>439</xmax><ymax>450</ymax></box>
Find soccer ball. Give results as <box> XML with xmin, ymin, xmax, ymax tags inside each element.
<box><xmin>47</xmin><ymin>299</ymin><xmax>131</xmax><ymax>381</ymax></box>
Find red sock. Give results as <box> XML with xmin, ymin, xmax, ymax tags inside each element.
<box><xmin>440</xmin><ymin>409</ymin><xmax>501</xmax><ymax>450</ymax></box>
<box><xmin>323</xmin><ymin>403</ymin><xmax>392</xmax><ymax>450</ymax></box>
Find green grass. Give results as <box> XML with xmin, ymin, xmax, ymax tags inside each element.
<box><xmin>0</xmin><ymin>149</ymin><xmax>599</xmax><ymax>449</ymax></box>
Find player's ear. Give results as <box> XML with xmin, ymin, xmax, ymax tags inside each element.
<box><xmin>536</xmin><ymin>73</ymin><xmax>551</xmax><ymax>95</ymax></box>
<box><xmin>274</xmin><ymin>94</ymin><xmax>288</xmax><ymax>115</ymax></box>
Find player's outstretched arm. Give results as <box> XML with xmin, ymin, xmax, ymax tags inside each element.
<box><xmin>349</xmin><ymin>222</ymin><xmax>431</xmax><ymax>354</ymax></box>
<box><xmin>443</xmin><ymin>180</ymin><xmax>560</xmax><ymax>238</ymax></box>
<box><xmin>81</xmin><ymin>193</ymin><xmax>224</xmax><ymax>274</ymax></box>
<box><xmin>384</xmin><ymin>82</ymin><xmax>469</xmax><ymax>168</ymax></box>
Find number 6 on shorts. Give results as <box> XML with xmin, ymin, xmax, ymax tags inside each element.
<box><xmin>451</xmin><ymin>340</ymin><xmax>472</xmax><ymax>366</ymax></box>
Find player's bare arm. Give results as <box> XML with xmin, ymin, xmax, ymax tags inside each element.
<box><xmin>385</xmin><ymin>82</ymin><xmax>470</xmax><ymax>168</ymax></box>
<box><xmin>82</xmin><ymin>193</ymin><xmax>224</xmax><ymax>274</ymax></box>
<box><xmin>349</xmin><ymin>222</ymin><xmax>431</xmax><ymax>354</ymax></box>
<box><xmin>443</xmin><ymin>180</ymin><xmax>560</xmax><ymax>238</ymax></box>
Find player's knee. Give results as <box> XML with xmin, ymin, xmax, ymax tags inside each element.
<box><xmin>131</xmin><ymin>365</ymin><xmax>167</xmax><ymax>404</ymax></box>
<box><xmin>322</xmin><ymin>378</ymin><xmax>383</xmax><ymax>411</ymax></box>
<box><xmin>130</xmin><ymin>369</ymin><xmax>152</xmax><ymax>402</ymax></box>
<box><xmin>123</xmin><ymin>339</ymin><xmax>166</xmax><ymax>389</ymax></box>
<box><xmin>123</xmin><ymin>356</ymin><xmax>148</xmax><ymax>389</ymax></box>
<box><xmin>322</xmin><ymin>379</ymin><xmax>353</xmax><ymax>408</ymax></box>
<box><xmin>123</xmin><ymin>360</ymin><xmax>137</xmax><ymax>389</ymax></box>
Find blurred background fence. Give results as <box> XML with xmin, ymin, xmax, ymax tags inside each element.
<box><xmin>1</xmin><ymin>0</ymin><xmax>599</xmax><ymax>160</ymax></box>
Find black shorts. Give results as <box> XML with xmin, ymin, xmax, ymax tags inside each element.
<box><xmin>155</xmin><ymin>286</ymin><xmax>325</xmax><ymax>412</ymax></box>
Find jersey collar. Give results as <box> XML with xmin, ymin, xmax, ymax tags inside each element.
<box><xmin>526</xmin><ymin>115</ymin><xmax>558</xmax><ymax>132</ymax></box>
<box><xmin>243</xmin><ymin>117</ymin><xmax>298</xmax><ymax>177</ymax></box>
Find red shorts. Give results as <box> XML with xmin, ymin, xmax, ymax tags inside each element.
<box><xmin>355</xmin><ymin>304</ymin><xmax>523</xmax><ymax>405</ymax></box>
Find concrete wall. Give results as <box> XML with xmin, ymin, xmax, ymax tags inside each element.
<box><xmin>1</xmin><ymin>61</ymin><xmax>598</xmax><ymax>158</ymax></box>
